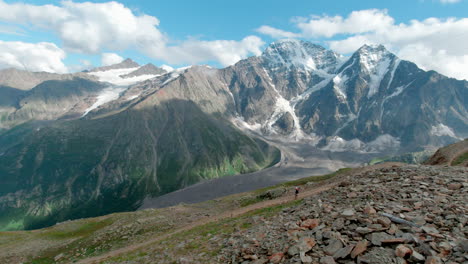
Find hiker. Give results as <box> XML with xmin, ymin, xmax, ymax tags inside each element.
<box><xmin>294</xmin><ymin>186</ymin><xmax>299</xmax><ymax>199</ymax></box>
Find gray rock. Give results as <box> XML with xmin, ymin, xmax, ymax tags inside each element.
<box><xmin>324</xmin><ymin>239</ymin><xmax>343</xmax><ymax>256</ymax></box>
<box><xmin>320</xmin><ymin>256</ymin><xmax>336</xmax><ymax>264</ymax></box>
<box><xmin>333</xmin><ymin>244</ymin><xmax>354</xmax><ymax>260</ymax></box>
<box><xmin>369</xmin><ymin>232</ymin><xmax>395</xmax><ymax>246</ymax></box>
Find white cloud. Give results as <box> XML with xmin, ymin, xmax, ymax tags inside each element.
<box><xmin>159</xmin><ymin>36</ymin><xmax>265</xmax><ymax>66</ymax></box>
<box><xmin>101</xmin><ymin>53</ymin><xmax>124</xmax><ymax>66</ymax></box>
<box><xmin>0</xmin><ymin>0</ymin><xmax>264</xmax><ymax>68</ymax></box>
<box><xmin>297</xmin><ymin>9</ymin><xmax>394</xmax><ymax>38</ymax></box>
<box><xmin>258</xmin><ymin>9</ymin><xmax>468</xmax><ymax>80</ymax></box>
<box><xmin>0</xmin><ymin>41</ymin><xmax>67</xmax><ymax>73</ymax></box>
<box><xmin>256</xmin><ymin>25</ymin><xmax>300</xmax><ymax>39</ymax></box>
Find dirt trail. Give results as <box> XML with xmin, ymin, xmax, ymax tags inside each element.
<box><xmin>77</xmin><ymin>163</ymin><xmax>401</xmax><ymax>264</ymax></box>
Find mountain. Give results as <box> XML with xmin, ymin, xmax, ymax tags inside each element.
<box><xmin>0</xmin><ymin>39</ymin><xmax>466</xmax><ymax>231</ymax></box>
<box><xmin>120</xmin><ymin>63</ymin><xmax>167</xmax><ymax>78</ymax></box>
<box><xmin>0</xmin><ymin>68</ymin><xmax>97</xmax><ymax>90</ymax></box>
<box><xmin>88</xmin><ymin>58</ymin><xmax>140</xmax><ymax>72</ymax></box>
<box><xmin>0</xmin><ymin>65</ymin><xmax>279</xmax><ymax>231</ymax></box>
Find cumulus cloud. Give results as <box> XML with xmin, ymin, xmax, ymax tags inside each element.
<box><xmin>256</xmin><ymin>25</ymin><xmax>300</xmax><ymax>39</ymax></box>
<box><xmin>257</xmin><ymin>9</ymin><xmax>468</xmax><ymax>80</ymax></box>
<box><xmin>101</xmin><ymin>53</ymin><xmax>124</xmax><ymax>66</ymax></box>
<box><xmin>0</xmin><ymin>0</ymin><xmax>264</xmax><ymax>69</ymax></box>
<box><xmin>297</xmin><ymin>9</ymin><xmax>395</xmax><ymax>38</ymax></box>
<box><xmin>158</xmin><ymin>36</ymin><xmax>265</xmax><ymax>66</ymax></box>
<box><xmin>0</xmin><ymin>41</ymin><xmax>67</xmax><ymax>73</ymax></box>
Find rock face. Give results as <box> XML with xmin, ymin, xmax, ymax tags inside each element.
<box><xmin>219</xmin><ymin>165</ymin><xmax>467</xmax><ymax>263</ymax></box>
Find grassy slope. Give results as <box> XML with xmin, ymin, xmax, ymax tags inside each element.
<box><xmin>0</xmin><ymin>99</ymin><xmax>280</xmax><ymax>231</ymax></box>
<box><xmin>0</xmin><ymin>168</ymin><xmax>349</xmax><ymax>264</ymax></box>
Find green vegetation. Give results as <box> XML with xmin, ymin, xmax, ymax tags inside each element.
<box><xmin>369</xmin><ymin>150</ymin><xmax>434</xmax><ymax>165</ymax></box>
<box><xmin>452</xmin><ymin>151</ymin><xmax>468</xmax><ymax>166</ymax></box>
<box><xmin>40</xmin><ymin>218</ymin><xmax>114</xmax><ymax>239</ymax></box>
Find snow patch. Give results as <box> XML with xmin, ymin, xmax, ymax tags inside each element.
<box><xmin>126</xmin><ymin>94</ymin><xmax>140</xmax><ymax>101</ymax></box>
<box><xmin>88</xmin><ymin>67</ymin><xmax>158</xmax><ymax>86</ymax></box>
<box><xmin>160</xmin><ymin>64</ymin><xmax>174</xmax><ymax>72</ymax></box>
<box><xmin>262</xmin><ymin>68</ymin><xmax>306</xmax><ymax>140</ymax></box>
<box><xmin>333</xmin><ymin>75</ymin><xmax>348</xmax><ymax>100</ymax></box>
<box><xmin>431</xmin><ymin>124</ymin><xmax>457</xmax><ymax>138</ymax></box>
<box><xmin>82</xmin><ymin>86</ymin><xmax>126</xmax><ymax>116</ymax></box>
<box><xmin>232</xmin><ymin>117</ymin><xmax>262</xmax><ymax>132</ymax></box>
<box><xmin>367</xmin><ymin>57</ymin><xmax>391</xmax><ymax>97</ymax></box>
<box><xmin>322</xmin><ymin>134</ymin><xmax>400</xmax><ymax>153</ymax></box>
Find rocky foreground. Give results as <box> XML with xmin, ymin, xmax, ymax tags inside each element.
<box><xmin>220</xmin><ymin>165</ymin><xmax>467</xmax><ymax>264</ymax></box>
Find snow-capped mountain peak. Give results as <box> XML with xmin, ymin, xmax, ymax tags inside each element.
<box><xmin>262</xmin><ymin>39</ymin><xmax>341</xmax><ymax>72</ymax></box>
<box><xmin>355</xmin><ymin>44</ymin><xmax>395</xmax><ymax>73</ymax></box>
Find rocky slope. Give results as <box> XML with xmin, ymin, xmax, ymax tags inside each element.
<box><xmin>220</xmin><ymin>164</ymin><xmax>467</xmax><ymax>264</ymax></box>
<box><xmin>424</xmin><ymin>138</ymin><xmax>468</xmax><ymax>166</ymax></box>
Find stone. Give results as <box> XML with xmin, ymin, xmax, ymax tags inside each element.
<box><xmin>364</xmin><ymin>205</ymin><xmax>377</xmax><ymax>215</ymax></box>
<box><xmin>300</xmin><ymin>252</ymin><xmax>313</xmax><ymax>263</ymax></box>
<box><xmin>377</xmin><ymin>217</ymin><xmax>392</xmax><ymax>227</ymax></box>
<box><xmin>268</xmin><ymin>252</ymin><xmax>284</xmax><ymax>264</ymax></box>
<box><xmin>341</xmin><ymin>209</ymin><xmax>355</xmax><ymax>217</ymax></box>
<box><xmin>425</xmin><ymin>256</ymin><xmax>442</xmax><ymax>264</ymax></box>
<box><xmin>289</xmin><ymin>237</ymin><xmax>316</xmax><ymax>256</ymax></box>
<box><xmin>447</xmin><ymin>183</ymin><xmax>462</xmax><ymax>190</ymax></box>
<box><xmin>351</xmin><ymin>240</ymin><xmax>368</xmax><ymax>258</ymax></box>
<box><xmin>395</xmin><ymin>245</ymin><xmax>412</xmax><ymax>258</ymax></box>
<box><xmin>333</xmin><ymin>244</ymin><xmax>354</xmax><ymax>260</ymax></box>
<box><xmin>422</xmin><ymin>226</ymin><xmax>439</xmax><ymax>234</ymax></box>
<box><xmin>410</xmin><ymin>250</ymin><xmax>425</xmax><ymax>262</ymax></box>
<box><xmin>369</xmin><ymin>232</ymin><xmax>394</xmax><ymax>246</ymax></box>
<box><xmin>457</xmin><ymin>239</ymin><xmax>468</xmax><ymax>253</ymax></box>
<box><xmin>332</xmin><ymin>218</ymin><xmax>344</xmax><ymax>230</ymax></box>
<box><xmin>381</xmin><ymin>238</ymin><xmax>407</xmax><ymax>244</ymax></box>
<box><xmin>301</xmin><ymin>218</ymin><xmax>320</xmax><ymax>229</ymax></box>
<box><xmin>324</xmin><ymin>239</ymin><xmax>343</xmax><ymax>256</ymax></box>
<box><xmin>54</xmin><ymin>253</ymin><xmax>65</xmax><ymax>262</ymax></box>
<box><xmin>320</xmin><ymin>256</ymin><xmax>336</xmax><ymax>264</ymax></box>
<box><xmin>356</xmin><ymin>227</ymin><xmax>372</xmax><ymax>234</ymax></box>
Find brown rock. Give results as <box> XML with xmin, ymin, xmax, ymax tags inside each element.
<box><xmin>425</xmin><ymin>256</ymin><xmax>442</xmax><ymax>264</ymax></box>
<box><xmin>382</xmin><ymin>238</ymin><xmax>407</xmax><ymax>244</ymax></box>
<box><xmin>301</xmin><ymin>218</ymin><xmax>320</xmax><ymax>229</ymax></box>
<box><xmin>447</xmin><ymin>183</ymin><xmax>462</xmax><ymax>190</ymax></box>
<box><xmin>268</xmin><ymin>252</ymin><xmax>284</xmax><ymax>264</ymax></box>
<box><xmin>364</xmin><ymin>204</ymin><xmax>377</xmax><ymax>215</ymax></box>
<box><xmin>395</xmin><ymin>245</ymin><xmax>412</xmax><ymax>258</ymax></box>
<box><xmin>351</xmin><ymin>240</ymin><xmax>368</xmax><ymax>258</ymax></box>
<box><xmin>377</xmin><ymin>217</ymin><xmax>392</xmax><ymax>227</ymax></box>
<box><xmin>243</xmin><ymin>254</ymin><xmax>258</xmax><ymax>260</ymax></box>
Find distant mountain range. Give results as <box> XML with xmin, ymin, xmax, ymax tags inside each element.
<box><xmin>0</xmin><ymin>39</ymin><xmax>466</xmax><ymax>230</ymax></box>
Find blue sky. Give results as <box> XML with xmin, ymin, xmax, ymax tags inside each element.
<box><xmin>0</xmin><ymin>0</ymin><xmax>467</xmax><ymax>79</ymax></box>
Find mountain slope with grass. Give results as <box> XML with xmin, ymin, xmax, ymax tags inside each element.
<box><xmin>0</xmin><ymin>98</ymin><xmax>279</xmax><ymax>231</ymax></box>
